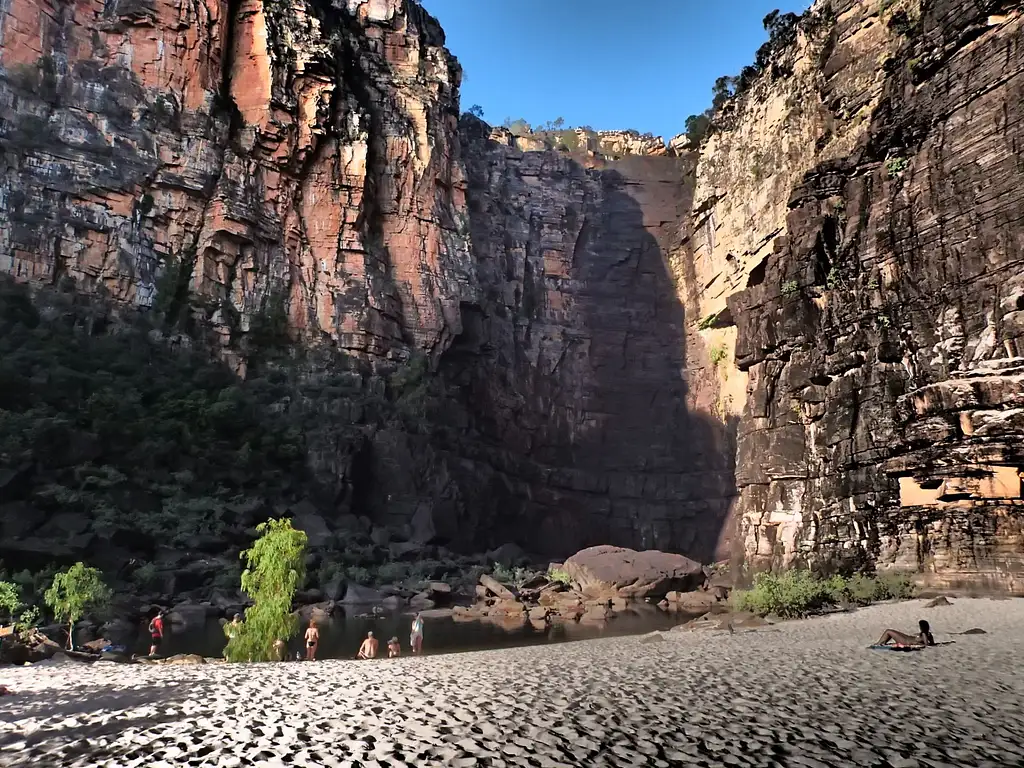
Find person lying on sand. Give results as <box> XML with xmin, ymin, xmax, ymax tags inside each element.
<box><xmin>304</xmin><ymin>620</ymin><xmax>320</xmax><ymax>661</ymax></box>
<box><xmin>357</xmin><ymin>631</ymin><xmax>378</xmax><ymax>659</ymax></box>
<box><xmin>388</xmin><ymin>637</ymin><xmax>401</xmax><ymax>658</ymax></box>
<box><xmin>876</xmin><ymin>619</ymin><xmax>935</xmax><ymax>648</ymax></box>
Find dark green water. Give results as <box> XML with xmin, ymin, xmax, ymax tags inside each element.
<box><xmin>146</xmin><ymin>605</ymin><xmax>701</xmax><ymax>660</ymax></box>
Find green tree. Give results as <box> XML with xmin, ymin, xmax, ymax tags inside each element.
<box><xmin>0</xmin><ymin>581</ymin><xmax>22</xmax><ymax>621</ymax></box>
<box><xmin>224</xmin><ymin>518</ymin><xmax>308</xmax><ymax>662</ymax></box>
<box><xmin>44</xmin><ymin>563</ymin><xmax>112</xmax><ymax>649</ymax></box>
<box><xmin>468</xmin><ymin>104</ymin><xmax>484</xmax><ymax>118</ymax></box>
<box><xmin>684</xmin><ymin>113</ymin><xmax>712</xmax><ymax>147</ymax></box>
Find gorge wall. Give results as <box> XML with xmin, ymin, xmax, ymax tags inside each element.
<box><xmin>1</xmin><ymin>0</ymin><xmax>1022</xmax><ymax>590</ymax></box>
<box><xmin>702</xmin><ymin>0</ymin><xmax>1024</xmax><ymax>591</ymax></box>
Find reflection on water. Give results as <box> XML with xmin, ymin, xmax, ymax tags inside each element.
<box><xmin>155</xmin><ymin>605</ymin><xmax>704</xmax><ymax>660</ymax></box>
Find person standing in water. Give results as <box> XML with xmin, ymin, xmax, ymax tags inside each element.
<box><xmin>876</xmin><ymin>619</ymin><xmax>935</xmax><ymax>648</ymax></box>
<box><xmin>357</xmin><ymin>631</ymin><xmax>378</xmax><ymax>659</ymax></box>
<box><xmin>410</xmin><ymin>612</ymin><xmax>424</xmax><ymax>655</ymax></box>
<box><xmin>273</xmin><ymin>638</ymin><xmax>287</xmax><ymax>661</ymax></box>
<box><xmin>148</xmin><ymin>610</ymin><xmax>165</xmax><ymax>657</ymax></box>
<box><xmin>223</xmin><ymin>613</ymin><xmax>242</xmax><ymax>658</ymax></box>
<box><xmin>304</xmin><ymin>619</ymin><xmax>320</xmax><ymax>661</ymax></box>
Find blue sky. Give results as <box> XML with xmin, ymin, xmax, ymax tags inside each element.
<box><xmin>420</xmin><ymin>0</ymin><xmax>813</xmax><ymax>140</ymax></box>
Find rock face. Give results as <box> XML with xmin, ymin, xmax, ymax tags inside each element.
<box><xmin>0</xmin><ymin>0</ymin><xmax>471</xmax><ymax>366</ymax></box>
<box><xmin>562</xmin><ymin>545</ymin><xmax>705</xmax><ymax>599</ymax></box>
<box><xmin>721</xmin><ymin>0</ymin><xmax>1024</xmax><ymax>590</ymax></box>
<box><xmin>440</xmin><ymin>125</ymin><xmax>738</xmax><ymax>558</ymax></box>
<box><xmin>2</xmin><ymin>0</ymin><xmax>1024</xmax><ymax>591</ymax></box>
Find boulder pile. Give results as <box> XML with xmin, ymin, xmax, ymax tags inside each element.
<box><xmin>454</xmin><ymin>546</ymin><xmax>730</xmax><ymax>630</ymax></box>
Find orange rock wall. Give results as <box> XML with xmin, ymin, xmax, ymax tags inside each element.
<box><xmin>0</xmin><ymin>0</ymin><xmax>472</xmax><ymax>364</ymax></box>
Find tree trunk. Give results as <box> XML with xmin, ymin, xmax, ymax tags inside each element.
<box><xmin>67</xmin><ymin>617</ymin><xmax>74</xmax><ymax>650</ymax></box>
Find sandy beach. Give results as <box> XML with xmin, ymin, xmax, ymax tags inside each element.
<box><xmin>2</xmin><ymin>597</ymin><xmax>1023</xmax><ymax>767</ymax></box>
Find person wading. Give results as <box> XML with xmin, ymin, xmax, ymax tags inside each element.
<box><xmin>223</xmin><ymin>613</ymin><xmax>242</xmax><ymax>658</ymax></box>
<box><xmin>357</xmin><ymin>631</ymin><xmax>378</xmax><ymax>659</ymax></box>
<box><xmin>410</xmin><ymin>612</ymin><xmax>424</xmax><ymax>655</ymax></box>
<box><xmin>304</xmin><ymin>619</ymin><xmax>320</xmax><ymax>661</ymax></box>
<box><xmin>148</xmin><ymin>611</ymin><xmax>165</xmax><ymax>657</ymax></box>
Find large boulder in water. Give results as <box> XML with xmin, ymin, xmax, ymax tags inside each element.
<box><xmin>563</xmin><ymin>545</ymin><xmax>704</xmax><ymax>599</ymax></box>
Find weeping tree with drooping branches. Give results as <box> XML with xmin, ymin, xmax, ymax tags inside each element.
<box><xmin>224</xmin><ymin>518</ymin><xmax>308</xmax><ymax>662</ymax></box>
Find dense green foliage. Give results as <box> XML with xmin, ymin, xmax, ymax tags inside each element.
<box><xmin>0</xmin><ymin>277</ymin><xmax>309</xmax><ymax>561</ymax></box>
<box><xmin>44</xmin><ymin>562</ymin><xmax>111</xmax><ymax>648</ymax></box>
<box><xmin>733</xmin><ymin>570</ymin><xmax>916</xmax><ymax>618</ymax></box>
<box><xmin>224</xmin><ymin>518</ymin><xmax>307</xmax><ymax>662</ymax></box>
<box><xmin>0</xmin><ymin>581</ymin><xmax>21</xmax><ymax>620</ymax></box>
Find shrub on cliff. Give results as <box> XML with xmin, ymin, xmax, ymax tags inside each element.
<box><xmin>44</xmin><ymin>562</ymin><xmax>112</xmax><ymax>649</ymax></box>
<box><xmin>224</xmin><ymin>518</ymin><xmax>308</xmax><ymax>663</ymax></box>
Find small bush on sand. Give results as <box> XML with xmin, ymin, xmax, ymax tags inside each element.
<box><xmin>733</xmin><ymin>570</ymin><xmax>847</xmax><ymax>618</ymax></box>
<box><xmin>224</xmin><ymin>518</ymin><xmax>307</xmax><ymax>663</ymax></box>
<box><xmin>735</xmin><ymin>569</ymin><xmax>917</xmax><ymax>617</ymax></box>
<box><xmin>873</xmin><ymin>571</ymin><xmax>916</xmax><ymax>600</ymax></box>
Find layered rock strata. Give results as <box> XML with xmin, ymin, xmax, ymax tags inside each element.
<box><xmin>433</xmin><ymin>123</ymin><xmax>737</xmax><ymax>559</ymax></box>
<box><xmin>723</xmin><ymin>0</ymin><xmax>1024</xmax><ymax>590</ymax></box>
<box><xmin>0</xmin><ymin>0</ymin><xmax>472</xmax><ymax>365</ymax></box>
<box><xmin>0</xmin><ymin>0</ymin><xmax>738</xmax><ymax>565</ymax></box>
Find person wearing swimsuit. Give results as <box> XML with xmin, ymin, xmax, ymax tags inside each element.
<box><xmin>148</xmin><ymin>611</ymin><xmax>165</xmax><ymax>657</ymax></box>
<box><xmin>357</xmin><ymin>631</ymin><xmax>378</xmax><ymax>659</ymax></box>
<box><xmin>387</xmin><ymin>637</ymin><xmax>401</xmax><ymax>658</ymax></box>
<box><xmin>304</xmin><ymin>619</ymin><xmax>320</xmax><ymax>661</ymax></box>
<box><xmin>876</xmin><ymin>619</ymin><xmax>935</xmax><ymax>648</ymax></box>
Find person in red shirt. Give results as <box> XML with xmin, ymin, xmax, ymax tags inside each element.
<box><xmin>148</xmin><ymin>611</ymin><xmax>165</xmax><ymax>657</ymax></box>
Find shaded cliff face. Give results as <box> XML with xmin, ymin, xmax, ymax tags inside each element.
<box><xmin>720</xmin><ymin>0</ymin><xmax>1024</xmax><ymax>589</ymax></box>
<box><xmin>433</xmin><ymin>121</ymin><xmax>737</xmax><ymax>560</ymax></box>
<box><xmin>0</xmin><ymin>0</ymin><xmax>472</xmax><ymax>366</ymax></box>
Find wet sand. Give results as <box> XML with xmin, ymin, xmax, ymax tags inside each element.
<box><xmin>2</xmin><ymin>598</ymin><xmax>1023</xmax><ymax>767</ymax></box>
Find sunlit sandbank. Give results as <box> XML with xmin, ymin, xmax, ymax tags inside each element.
<box><xmin>2</xmin><ymin>598</ymin><xmax>1023</xmax><ymax>767</ymax></box>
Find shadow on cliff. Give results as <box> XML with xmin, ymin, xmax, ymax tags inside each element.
<box><xmin>441</xmin><ymin>125</ymin><xmax>739</xmax><ymax>564</ymax></box>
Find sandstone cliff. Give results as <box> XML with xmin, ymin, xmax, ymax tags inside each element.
<box><xmin>698</xmin><ymin>0</ymin><xmax>1024</xmax><ymax>590</ymax></box>
<box><xmin>2</xmin><ymin>0</ymin><xmax>1023</xmax><ymax>593</ymax></box>
<box><xmin>0</xmin><ymin>0</ymin><xmax>472</xmax><ymax>366</ymax></box>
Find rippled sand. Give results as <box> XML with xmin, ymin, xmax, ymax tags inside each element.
<box><xmin>2</xmin><ymin>597</ymin><xmax>1023</xmax><ymax>767</ymax></box>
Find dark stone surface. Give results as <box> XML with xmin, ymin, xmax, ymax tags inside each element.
<box><xmin>729</xmin><ymin>0</ymin><xmax>1024</xmax><ymax>590</ymax></box>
